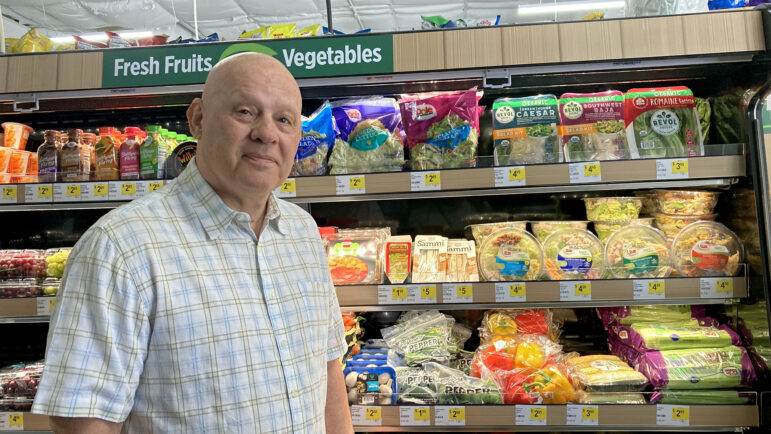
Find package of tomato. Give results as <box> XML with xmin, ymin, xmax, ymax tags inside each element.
<box><xmin>480</xmin><ymin>309</ymin><xmax>561</xmax><ymax>342</ymax></box>
<box><xmin>470</xmin><ymin>334</ymin><xmax>562</xmax><ymax>379</ymax></box>
<box><xmin>326</xmin><ymin>228</ymin><xmax>389</xmax><ymax>285</ymax></box>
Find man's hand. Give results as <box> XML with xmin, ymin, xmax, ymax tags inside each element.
<box><xmin>326</xmin><ymin>359</ymin><xmax>353</xmax><ymax>434</ymax></box>
<box><xmin>49</xmin><ymin>416</ymin><xmax>122</xmax><ymax>434</ymax></box>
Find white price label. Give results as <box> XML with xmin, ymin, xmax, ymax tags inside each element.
<box><xmin>442</xmin><ymin>284</ymin><xmax>473</xmax><ymax>303</ymax></box>
<box><xmin>109</xmin><ymin>181</ymin><xmax>148</xmax><ymax>200</ymax></box>
<box><xmin>515</xmin><ymin>405</ymin><xmax>548</xmax><ymax>426</ymax></box>
<box><xmin>24</xmin><ymin>184</ymin><xmax>53</xmax><ymax>203</ymax></box>
<box><xmin>53</xmin><ymin>183</ymin><xmax>84</xmax><ymax>202</ymax></box>
<box><xmin>0</xmin><ymin>186</ymin><xmax>18</xmax><ymax>204</ymax></box>
<box><xmin>400</xmin><ymin>407</ymin><xmax>431</xmax><ymax>426</ymax></box>
<box><xmin>633</xmin><ymin>280</ymin><xmax>666</xmax><ymax>300</ymax></box>
<box><xmin>411</xmin><ymin>171</ymin><xmax>441</xmax><ymax>191</ymax></box>
<box><xmin>656</xmin><ymin>159</ymin><xmax>689</xmax><ymax>179</ymax></box>
<box><xmin>569</xmin><ymin>161</ymin><xmax>601</xmax><ymax>184</ymax></box>
<box><xmin>700</xmin><ymin>278</ymin><xmax>735</xmax><ymax>298</ymax></box>
<box><xmin>434</xmin><ymin>406</ymin><xmax>465</xmax><ymax>426</ymax></box>
<box><xmin>274</xmin><ymin>178</ymin><xmax>297</xmax><ymax>198</ymax></box>
<box><xmin>350</xmin><ymin>405</ymin><xmax>382</xmax><ymax>426</ymax></box>
<box><xmin>494</xmin><ymin>166</ymin><xmax>526</xmax><ymax>187</ymax></box>
<box><xmin>377</xmin><ymin>285</ymin><xmax>436</xmax><ymax>305</ymax></box>
<box><xmin>566</xmin><ymin>404</ymin><xmax>598</xmax><ymax>425</ymax></box>
<box><xmin>82</xmin><ymin>183</ymin><xmax>110</xmax><ymax>201</ymax></box>
<box><xmin>495</xmin><ymin>282</ymin><xmax>527</xmax><ymax>302</ymax></box>
<box><xmin>657</xmin><ymin>404</ymin><xmax>690</xmax><ymax>426</ymax></box>
<box><xmin>560</xmin><ymin>281</ymin><xmax>592</xmax><ymax>301</ymax></box>
<box><xmin>335</xmin><ymin>175</ymin><xmax>366</xmax><ymax>195</ymax></box>
<box><xmin>0</xmin><ymin>412</ymin><xmax>23</xmax><ymax>430</ymax></box>
<box><xmin>36</xmin><ymin>297</ymin><xmax>55</xmax><ymax>316</ymax></box>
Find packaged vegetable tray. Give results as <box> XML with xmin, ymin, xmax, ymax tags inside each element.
<box><xmin>566</xmin><ymin>354</ymin><xmax>648</xmax><ymax>392</ymax></box>
<box><xmin>400</xmin><ymin>89</ymin><xmax>482</xmax><ymax>170</ymax></box>
<box><xmin>478</xmin><ymin>227</ymin><xmax>543</xmax><ymax>281</ymax></box>
<box><xmin>326</xmin><ymin>228</ymin><xmax>388</xmax><ymax>285</ymax></box>
<box><xmin>635</xmin><ymin>345</ymin><xmax>756</xmax><ymax>390</ymax></box>
<box><xmin>558</xmin><ymin>91</ymin><xmax>628</xmax><ymax>162</ymax></box>
<box><xmin>594</xmin><ymin>218</ymin><xmax>654</xmax><ymax>245</ymax></box>
<box><xmin>328</xmin><ymin>97</ymin><xmax>405</xmax><ymax>174</ymax></box>
<box><xmin>530</xmin><ymin>220</ymin><xmax>588</xmax><ymax>243</ymax></box>
<box><xmin>604</xmin><ymin>225</ymin><xmax>671</xmax><ymax>278</ymax></box>
<box><xmin>671</xmin><ymin>221</ymin><xmax>743</xmax><ymax>277</ymax></box>
<box><xmin>653</xmin><ymin>213</ymin><xmax>717</xmax><ymax>239</ymax></box>
<box><xmin>542</xmin><ymin>228</ymin><xmax>605</xmax><ymax>280</ymax></box>
<box><xmin>467</xmin><ymin>221</ymin><xmax>527</xmax><ymax>247</ymax></box>
<box><xmin>583</xmin><ymin>197</ymin><xmax>642</xmax><ymax>221</ymax></box>
<box><xmin>292</xmin><ymin>102</ymin><xmax>335</xmax><ymax>176</ymax></box>
<box><xmin>654</xmin><ymin>190</ymin><xmax>720</xmax><ymax>216</ymax></box>
<box><xmin>607</xmin><ymin>318</ymin><xmax>742</xmax><ymax>352</ymax></box>
<box><xmin>492</xmin><ymin>95</ymin><xmax>561</xmax><ymax>165</ymax></box>
<box><xmin>625</xmin><ymin>86</ymin><xmax>704</xmax><ymax>159</ymax></box>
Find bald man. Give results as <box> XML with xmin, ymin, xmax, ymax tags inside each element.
<box><xmin>32</xmin><ymin>53</ymin><xmax>353</xmax><ymax>434</ymax></box>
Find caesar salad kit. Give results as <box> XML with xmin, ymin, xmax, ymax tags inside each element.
<box><xmin>492</xmin><ymin>95</ymin><xmax>562</xmax><ymax>165</ymax></box>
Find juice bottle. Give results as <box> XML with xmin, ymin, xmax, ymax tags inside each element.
<box><xmin>140</xmin><ymin>125</ymin><xmax>168</xmax><ymax>179</ymax></box>
<box><xmin>95</xmin><ymin>127</ymin><xmax>119</xmax><ymax>180</ymax></box>
<box><xmin>82</xmin><ymin>133</ymin><xmax>97</xmax><ymax>181</ymax></box>
<box><xmin>59</xmin><ymin>129</ymin><xmax>91</xmax><ymax>182</ymax></box>
<box><xmin>37</xmin><ymin>130</ymin><xmax>60</xmax><ymax>183</ymax></box>
<box><xmin>119</xmin><ymin>127</ymin><xmax>141</xmax><ymax>180</ymax></box>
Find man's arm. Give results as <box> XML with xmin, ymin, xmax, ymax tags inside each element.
<box><xmin>325</xmin><ymin>359</ymin><xmax>353</xmax><ymax>434</ymax></box>
<box><xmin>49</xmin><ymin>416</ymin><xmax>122</xmax><ymax>434</ymax></box>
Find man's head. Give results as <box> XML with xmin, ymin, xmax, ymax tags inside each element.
<box><xmin>187</xmin><ymin>52</ymin><xmax>302</xmax><ymax>202</ymax></box>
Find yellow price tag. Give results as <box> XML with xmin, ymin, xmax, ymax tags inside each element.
<box><xmin>66</xmin><ymin>184</ymin><xmax>81</xmax><ymax>197</ymax></box>
<box><xmin>509</xmin><ymin>167</ymin><xmax>526</xmax><ymax>181</ymax></box>
<box><xmin>365</xmin><ymin>407</ymin><xmax>381</xmax><ymax>421</ymax></box>
<box><xmin>584</xmin><ymin>163</ymin><xmax>601</xmax><ymax>177</ymax></box>
<box><xmin>392</xmin><ymin>287</ymin><xmax>408</xmax><ymax>299</ymax></box>
<box><xmin>672</xmin><ymin>407</ymin><xmax>689</xmax><ymax>421</ymax></box>
<box><xmin>582</xmin><ymin>407</ymin><xmax>598</xmax><ymax>420</ymax></box>
<box><xmin>456</xmin><ymin>285</ymin><xmax>473</xmax><ymax>298</ymax></box>
<box><xmin>449</xmin><ymin>408</ymin><xmax>465</xmax><ymax>421</ymax></box>
<box><xmin>349</xmin><ymin>176</ymin><xmax>365</xmax><ymax>190</ymax></box>
<box><xmin>574</xmin><ymin>282</ymin><xmax>591</xmax><ymax>296</ymax></box>
<box><xmin>2</xmin><ymin>186</ymin><xmax>17</xmax><ymax>199</ymax></box>
<box><xmin>530</xmin><ymin>407</ymin><xmax>547</xmax><ymax>421</ymax></box>
<box><xmin>49</xmin><ymin>298</ymin><xmax>55</xmax><ymax>312</ymax></box>
<box><xmin>509</xmin><ymin>283</ymin><xmax>526</xmax><ymax>297</ymax></box>
<box><xmin>121</xmin><ymin>183</ymin><xmax>137</xmax><ymax>195</ymax></box>
<box><xmin>671</xmin><ymin>160</ymin><xmax>689</xmax><ymax>174</ymax></box>
<box><xmin>8</xmin><ymin>413</ymin><xmax>23</xmax><ymax>427</ymax></box>
<box><xmin>149</xmin><ymin>181</ymin><xmax>163</xmax><ymax>192</ymax></box>
<box><xmin>280</xmin><ymin>179</ymin><xmax>296</xmax><ymax>193</ymax></box>
<box><xmin>424</xmin><ymin>172</ymin><xmax>441</xmax><ymax>186</ymax></box>
<box><xmin>420</xmin><ymin>286</ymin><xmax>436</xmax><ymax>299</ymax></box>
<box><xmin>94</xmin><ymin>183</ymin><xmax>108</xmax><ymax>196</ymax></box>
<box><xmin>38</xmin><ymin>185</ymin><xmax>52</xmax><ymax>198</ymax></box>
<box><xmin>648</xmin><ymin>281</ymin><xmax>665</xmax><ymax>294</ymax></box>
<box><xmin>716</xmin><ymin>279</ymin><xmax>733</xmax><ymax>293</ymax></box>
<box><xmin>414</xmin><ymin>407</ymin><xmax>430</xmax><ymax>421</ymax></box>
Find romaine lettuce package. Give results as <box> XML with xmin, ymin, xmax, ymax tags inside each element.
<box><xmin>625</xmin><ymin>86</ymin><xmax>704</xmax><ymax>159</ymax></box>
<box><xmin>558</xmin><ymin>91</ymin><xmax>628</xmax><ymax>161</ymax></box>
<box><xmin>598</xmin><ymin>305</ymin><xmax>706</xmax><ymax>328</ymax></box>
<box><xmin>493</xmin><ymin>95</ymin><xmax>562</xmax><ymax>165</ymax></box>
<box><xmin>292</xmin><ymin>103</ymin><xmax>335</xmax><ymax>176</ymax></box>
<box><xmin>636</xmin><ymin>346</ymin><xmax>756</xmax><ymax>390</ymax></box>
<box><xmin>607</xmin><ymin>318</ymin><xmax>742</xmax><ymax>352</ymax></box>
<box><xmin>328</xmin><ymin>97</ymin><xmax>405</xmax><ymax>174</ymax></box>
<box><xmin>650</xmin><ymin>389</ymin><xmax>754</xmax><ymax>404</ymax></box>
<box><xmin>400</xmin><ymin>89</ymin><xmax>482</xmax><ymax>170</ymax></box>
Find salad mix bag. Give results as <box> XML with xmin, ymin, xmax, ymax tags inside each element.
<box><xmin>625</xmin><ymin>86</ymin><xmax>704</xmax><ymax>159</ymax></box>
<box><xmin>400</xmin><ymin>89</ymin><xmax>482</xmax><ymax>170</ymax></box>
<box><xmin>492</xmin><ymin>95</ymin><xmax>562</xmax><ymax>165</ymax></box>
<box><xmin>292</xmin><ymin>103</ymin><xmax>335</xmax><ymax>176</ymax></box>
<box><xmin>328</xmin><ymin>97</ymin><xmax>405</xmax><ymax>174</ymax></box>
<box><xmin>558</xmin><ymin>91</ymin><xmax>628</xmax><ymax>162</ymax></box>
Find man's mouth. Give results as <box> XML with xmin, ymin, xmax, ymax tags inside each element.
<box><xmin>243</xmin><ymin>153</ymin><xmax>277</xmax><ymax>165</ymax></box>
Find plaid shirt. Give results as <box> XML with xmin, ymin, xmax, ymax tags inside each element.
<box><xmin>32</xmin><ymin>158</ymin><xmax>346</xmax><ymax>433</ymax></box>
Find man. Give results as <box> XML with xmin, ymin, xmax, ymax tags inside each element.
<box><xmin>32</xmin><ymin>52</ymin><xmax>353</xmax><ymax>434</ymax></box>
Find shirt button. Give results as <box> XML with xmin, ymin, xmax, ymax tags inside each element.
<box><xmin>281</xmin><ymin>340</ymin><xmax>288</xmax><ymax>347</ymax></box>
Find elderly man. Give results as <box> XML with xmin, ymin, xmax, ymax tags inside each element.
<box><xmin>32</xmin><ymin>53</ymin><xmax>353</xmax><ymax>434</ymax></box>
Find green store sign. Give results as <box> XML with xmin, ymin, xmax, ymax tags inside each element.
<box><xmin>102</xmin><ymin>34</ymin><xmax>393</xmax><ymax>88</ymax></box>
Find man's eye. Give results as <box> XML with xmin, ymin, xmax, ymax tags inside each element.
<box><xmin>238</xmin><ymin>109</ymin><xmax>252</xmax><ymax>116</ymax></box>
<box><xmin>279</xmin><ymin>117</ymin><xmax>291</xmax><ymax>124</ymax></box>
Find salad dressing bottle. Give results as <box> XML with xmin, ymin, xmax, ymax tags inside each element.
<box><xmin>119</xmin><ymin>127</ymin><xmax>141</xmax><ymax>180</ymax></box>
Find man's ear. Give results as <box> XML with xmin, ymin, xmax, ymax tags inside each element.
<box><xmin>187</xmin><ymin>97</ymin><xmax>204</xmax><ymax>140</ymax></box>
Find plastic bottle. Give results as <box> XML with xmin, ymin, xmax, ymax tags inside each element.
<box><xmin>94</xmin><ymin>127</ymin><xmax>119</xmax><ymax>180</ymax></box>
<box><xmin>140</xmin><ymin>125</ymin><xmax>168</xmax><ymax>179</ymax></box>
<box><xmin>82</xmin><ymin>133</ymin><xmax>97</xmax><ymax>181</ymax></box>
<box><xmin>37</xmin><ymin>130</ymin><xmax>60</xmax><ymax>183</ymax></box>
<box><xmin>119</xmin><ymin>127</ymin><xmax>141</xmax><ymax>180</ymax></box>
<box><xmin>59</xmin><ymin>129</ymin><xmax>91</xmax><ymax>182</ymax></box>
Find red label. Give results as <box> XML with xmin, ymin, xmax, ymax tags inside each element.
<box><xmin>624</xmin><ymin>86</ymin><xmax>695</xmax><ymax>127</ymax></box>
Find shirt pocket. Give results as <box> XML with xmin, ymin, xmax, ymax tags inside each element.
<box><xmin>285</xmin><ymin>280</ymin><xmax>330</xmax><ymax>357</ymax></box>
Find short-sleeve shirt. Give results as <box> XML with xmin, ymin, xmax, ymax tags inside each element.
<box><xmin>32</xmin><ymin>158</ymin><xmax>347</xmax><ymax>433</ymax></box>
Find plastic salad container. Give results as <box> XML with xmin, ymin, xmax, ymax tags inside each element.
<box><xmin>605</xmin><ymin>225</ymin><xmax>672</xmax><ymax>278</ymax></box>
<box><xmin>583</xmin><ymin>197</ymin><xmax>643</xmax><ymax>221</ymax></box>
<box><xmin>672</xmin><ymin>222</ymin><xmax>744</xmax><ymax>277</ymax></box>
<box><xmin>593</xmin><ymin>218</ymin><xmax>654</xmax><ymax>244</ymax></box>
<box><xmin>530</xmin><ymin>221</ymin><xmax>589</xmax><ymax>243</ymax></box>
<box><xmin>653</xmin><ymin>213</ymin><xmax>717</xmax><ymax>239</ymax></box>
<box><xmin>542</xmin><ymin>228</ymin><xmax>605</xmax><ymax>280</ymax></box>
<box><xmin>478</xmin><ymin>227</ymin><xmax>543</xmax><ymax>281</ymax></box>
<box><xmin>468</xmin><ymin>221</ymin><xmax>527</xmax><ymax>247</ymax></box>
<box><xmin>654</xmin><ymin>190</ymin><xmax>720</xmax><ymax>216</ymax></box>
<box><xmin>634</xmin><ymin>191</ymin><xmax>657</xmax><ymax>215</ymax></box>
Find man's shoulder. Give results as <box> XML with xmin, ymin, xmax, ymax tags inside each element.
<box><xmin>275</xmin><ymin>196</ymin><xmax>317</xmax><ymax>228</ymax></box>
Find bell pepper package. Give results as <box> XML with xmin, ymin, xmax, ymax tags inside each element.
<box><xmin>559</xmin><ymin>91</ymin><xmax>628</xmax><ymax>162</ymax></box>
<box><xmin>292</xmin><ymin>103</ymin><xmax>335</xmax><ymax>176</ymax></box>
<box><xmin>328</xmin><ymin>97</ymin><xmax>405</xmax><ymax>174</ymax></box>
<box><xmin>492</xmin><ymin>95</ymin><xmax>562</xmax><ymax>165</ymax></box>
<box><xmin>480</xmin><ymin>309</ymin><xmax>559</xmax><ymax>342</ymax></box>
<box><xmin>343</xmin><ymin>365</ymin><xmax>396</xmax><ymax>405</ymax></box>
<box><xmin>381</xmin><ymin>310</ymin><xmax>453</xmax><ymax>366</ymax></box>
<box><xmin>422</xmin><ymin>362</ymin><xmax>503</xmax><ymax>404</ymax></box>
<box><xmin>636</xmin><ymin>346</ymin><xmax>756</xmax><ymax>390</ymax></box>
<box><xmin>326</xmin><ymin>228</ymin><xmax>388</xmax><ymax>285</ymax></box>
<box><xmin>496</xmin><ymin>363</ymin><xmax>576</xmax><ymax>404</ymax></box>
<box><xmin>566</xmin><ymin>355</ymin><xmax>648</xmax><ymax>392</ymax></box>
<box><xmin>395</xmin><ymin>366</ymin><xmax>439</xmax><ymax>404</ymax></box>
<box><xmin>625</xmin><ymin>86</ymin><xmax>704</xmax><ymax>159</ymax></box>
<box><xmin>470</xmin><ymin>334</ymin><xmax>563</xmax><ymax>379</ymax></box>
<box><xmin>607</xmin><ymin>318</ymin><xmax>742</xmax><ymax>352</ymax></box>
<box><xmin>400</xmin><ymin>89</ymin><xmax>482</xmax><ymax>170</ymax></box>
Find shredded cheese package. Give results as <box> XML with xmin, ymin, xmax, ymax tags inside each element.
<box><xmin>385</xmin><ymin>235</ymin><xmax>412</xmax><ymax>284</ymax></box>
<box><xmin>412</xmin><ymin>235</ymin><xmax>448</xmax><ymax>283</ymax></box>
<box><xmin>446</xmin><ymin>239</ymin><xmax>479</xmax><ymax>282</ymax></box>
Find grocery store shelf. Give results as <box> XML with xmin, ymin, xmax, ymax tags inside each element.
<box><xmin>0</xmin><ymin>413</ymin><xmax>50</xmax><ymax>431</ymax></box>
<box><xmin>0</xmin><ymin>297</ymin><xmax>53</xmax><ymax>321</ymax></box>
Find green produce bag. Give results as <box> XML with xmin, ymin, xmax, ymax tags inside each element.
<box><xmin>637</xmin><ymin>346</ymin><xmax>756</xmax><ymax>390</ymax></box>
<box><xmin>651</xmin><ymin>389</ymin><xmax>753</xmax><ymax>405</ymax></box>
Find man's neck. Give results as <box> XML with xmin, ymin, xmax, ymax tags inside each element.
<box><xmin>197</xmin><ymin>161</ymin><xmax>270</xmax><ymax>235</ymax></box>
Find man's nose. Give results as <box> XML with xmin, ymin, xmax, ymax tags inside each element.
<box><xmin>250</xmin><ymin>115</ymin><xmax>280</xmax><ymax>145</ymax></box>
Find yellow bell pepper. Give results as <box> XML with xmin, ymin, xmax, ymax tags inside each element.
<box><xmin>524</xmin><ymin>366</ymin><xmax>575</xmax><ymax>404</ymax></box>
<box><xmin>486</xmin><ymin>312</ymin><xmax>517</xmax><ymax>337</ymax></box>
<box><xmin>515</xmin><ymin>342</ymin><xmax>546</xmax><ymax>369</ymax></box>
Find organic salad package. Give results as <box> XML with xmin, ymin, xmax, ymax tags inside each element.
<box><xmin>400</xmin><ymin>89</ymin><xmax>482</xmax><ymax>170</ymax></box>
<box><xmin>326</xmin><ymin>228</ymin><xmax>389</xmax><ymax>285</ymax></box>
<box><xmin>292</xmin><ymin>103</ymin><xmax>335</xmax><ymax>176</ymax></box>
<box><xmin>492</xmin><ymin>95</ymin><xmax>562</xmax><ymax>165</ymax></box>
<box><xmin>625</xmin><ymin>86</ymin><xmax>704</xmax><ymax>159</ymax></box>
<box><xmin>328</xmin><ymin>97</ymin><xmax>405</xmax><ymax>174</ymax></box>
<box><xmin>558</xmin><ymin>91</ymin><xmax>628</xmax><ymax>162</ymax></box>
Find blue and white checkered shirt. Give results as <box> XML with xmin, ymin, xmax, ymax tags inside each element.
<box><xmin>32</xmin><ymin>158</ymin><xmax>346</xmax><ymax>433</ymax></box>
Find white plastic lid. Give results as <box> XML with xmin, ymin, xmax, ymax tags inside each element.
<box><xmin>605</xmin><ymin>225</ymin><xmax>671</xmax><ymax>279</ymax></box>
<box><xmin>671</xmin><ymin>221</ymin><xmax>744</xmax><ymax>277</ymax></box>
<box><xmin>478</xmin><ymin>227</ymin><xmax>544</xmax><ymax>281</ymax></box>
<box><xmin>542</xmin><ymin>228</ymin><xmax>605</xmax><ymax>280</ymax></box>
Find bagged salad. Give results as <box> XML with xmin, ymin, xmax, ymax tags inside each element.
<box><xmin>625</xmin><ymin>86</ymin><xmax>704</xmax><ymax>159</ymax></box>
<box><xmin>492</xmin><ymin>95</ymin><xmax>562</xmax><ymax>165</ymax></box>
<box><xmin>559</xmin><ymin>91</ymin><xmax>628</xmax><ymax>161</ymax></box>
<box><xmin>400</xmin><ymin>89</ymin><xmax>482</xmax><ymax>170</ymax></box>
<box><xmin>292</xmin><ymin>103</ymin><xmax>335</xmax><ymax>176</ymax></box>
<box><xmin>328</xmin><ymin>97</ymin><xmax>405</xmax><ymax>174</ymax></box>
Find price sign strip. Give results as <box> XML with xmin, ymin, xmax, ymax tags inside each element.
<box><xmin>350</xmin><ymin>405</ymin><xmax>382</xmax><ymax>426</ymax></box>
<box><xmin>434</xmin><ymin>406</ymin><xmax>465</xmax><ymax>426</ymax></box>
<box><xmin>633</xmin><ymin>279</ymin><xmax>666</xmax><ymax>300</ymax></box>
<box><xmin>656</xmin><ymin>158</ymin><xmax>689</xmax><ymax>180</ymax></box>
<box><xmin>411</xmin><ymin>171</ymin><xmax>441</xmax><ymax>192</ymax></box>
<box><xmin>515</xmin><ymin>405</ymin><xmax>548</xmax><ymax>426</ymax></box>
<box><xmin>566</xmin><ymin>404</ymin><xmax>598</xmax><ymax>426</ymax></box>
<box><xmin>335</xmin><ymin>175</ymin><xmax>366</xmax><ymax>195</ymax></box>
<box><xmin>442</xmin><ymin>283</ymin><xmax>473</xmax><ymax>304</ymax></box>
<box><xmin>0</xmin><ymin>185</ymin><xmax>18</xmax><ymax>204</ymax></box>
<box><xmin>274</xmin><ymin>178</ymin><xmax>297</xmax><ymax>198</ymax></box>
<box><xmin>494</xmin><ymin>282</ymin><xmax>527</xmax><ymax>302</ymax></box>
<box><xmin>700</xmin><ymin>278</ymin><xmax>735</xmax><ymax>298</ymax></box>
<box><xmin>569</xmin><ymin>161</ymin><xmax>601</xmax><ymax>184</ymax></box>
<box><xmin>657</xmin><ymin>404</ymin><xmax>690</xmax><ymax>426</ymax></box>
<box><xmin>377</xmin><ymin>285</ymin><xmax>437</xmax><ymax>305</ymax></box>
<box><xmin>559</xmin><ymin>281</ymin><xmax>592</xmax><ymax>301</ymax></box>
<box><xmin>0</xmin><ymin>412</ymin><xmax>24</xmax><ymax>431</ymax></box>
<box><xmin>493</xmin><ymin>166</ymin><xmax>526</xmax><ymax>187</ymax></box>
<box><xmin>24</xmin><ymin>184</ymin><xmax>54</xmax><ymax>203</ymax></box>
<box><xmin>399</xmin><ymin>406</ymin><xmax>431</xmax><ymax>426</ymax></box>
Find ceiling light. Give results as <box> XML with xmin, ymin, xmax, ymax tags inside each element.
<box><xmin>50</xmin><ymin>31</ymin><xmax>153</xmax><ymax>44</ymax></box>
<box><xmin>518</xmin><ymin>1</ymin><xmax>625</xmax><ymax>14</ymax></box>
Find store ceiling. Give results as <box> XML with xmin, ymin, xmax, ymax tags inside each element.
<box><xmin>0</xmin><ymin>0</ymin><xmax>628</xmax><ymax>41</ymax></box>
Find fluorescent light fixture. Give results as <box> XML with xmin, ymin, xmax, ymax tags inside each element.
<box><xmin>518</xmin><ymin>0</ymin><xmax>625</xmax><ymax>14</ymax></box>
<box><xmin>50</xmin><ymin>31</ymin><xmax>153</xmax><ymax>44</ymax></box>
